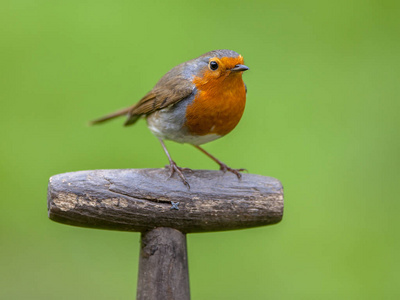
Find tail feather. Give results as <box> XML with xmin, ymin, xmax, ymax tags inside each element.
<box><xmin>90</xmin><ymin>107</ymin><xmax>131</xmax><ymax>125</ymax></box>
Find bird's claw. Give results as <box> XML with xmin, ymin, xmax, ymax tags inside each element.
<box><xmin>219</xmin><ymin>164</ymin><xmax>247</xmax><ymax>180</ymax></box>
<box><xmin>165</xmin><ymin>161</ymin><xmax>191</xmax><ymax>188</ymax></box>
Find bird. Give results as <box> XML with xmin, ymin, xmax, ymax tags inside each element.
<box><xmin>91</xmin><ymin>49</ymin><xmax>249</xmax><ymax>188</ymax></box>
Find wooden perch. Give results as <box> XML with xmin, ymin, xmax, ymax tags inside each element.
<box><xmin>47</xmin><ymin>169</ymin><xmax>284</xmax><ymax>233</ymax></box>
<box><xmin>47</xmin><ymin>168</ymin><xmax>284</xmax><ymax>300</ymax></box>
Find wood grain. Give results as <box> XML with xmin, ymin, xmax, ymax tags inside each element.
<box><xmin>47</xmin><ymin>169</ymin><xmax>284</xmax><ymax>233</ymax></box>
<box><xmin>137</xmin><ymin>227</ymin><xmax>190</xmax><ymax>300</ymax></box>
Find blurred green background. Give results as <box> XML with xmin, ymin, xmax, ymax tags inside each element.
<box><xmin>1</xmin><ymin>0</ymin><xmax>399</xmax><ymax>299</ymax></box>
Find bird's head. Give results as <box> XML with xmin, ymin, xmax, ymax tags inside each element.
<box><xmin>190</xmin><ymin>49</ymin><xmax>249</xmax><ymax>88</ymax></box>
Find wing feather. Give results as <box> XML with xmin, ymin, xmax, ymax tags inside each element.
<box><xmin>124</xmin><ymin>74</ymin><xmax>194</xmax><ymax>126</ymax></box>
<box><xmin>91</xmin><ymin>63</ymin><xmax>195</xmax><ymax>127</ymax></box>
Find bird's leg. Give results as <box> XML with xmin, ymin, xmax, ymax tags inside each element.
<box><xmin>158</xmin><ymin>138</ymin><xmax>190</xmax><ymax>188</ymax></box>
<box><xmin>193</xmin><ymin>145</ymin><xmax>247</xmax><ymax>179</ymax></box>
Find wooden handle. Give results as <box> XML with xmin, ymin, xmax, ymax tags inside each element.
<box><xmin>137</xmin><ymin>228</ymin><xmax>190</xmax><ymax>300</ymax></box>
<box><xmin>47</xmin><ymin>169</ymin><xmax>284</xmax><ymax>233</ymax></box>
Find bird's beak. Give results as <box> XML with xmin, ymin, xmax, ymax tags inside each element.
<box><xmin>230</xmin><ymin>64</ymin><xmax>249</xmax><ymax>72</ymax></box>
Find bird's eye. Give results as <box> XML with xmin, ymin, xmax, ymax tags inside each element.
<box><xmin>209</xmin><ymin>61</ymin><xmax>219</xmax><ymax>70</ymax></box>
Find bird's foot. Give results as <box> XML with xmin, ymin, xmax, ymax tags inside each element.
<box><xmin>219</xmin><ymin>163</ymin><xmax>247</xmax><ymax>180</ymax></box>
<box><xmin>165</xmin><ymin>161</ymin><xmax>191</xmax><ymax>188</ymax></box>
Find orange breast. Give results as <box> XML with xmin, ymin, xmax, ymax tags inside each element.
<box><xmin>184</xmin><ymin>73</ymin><xmax>246</xmax><ymax>136</ymax></box>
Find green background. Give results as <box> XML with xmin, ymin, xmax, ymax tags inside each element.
<box><xmin>1</xmin><ymin>0</ymin><xmax>399</xmax><ymax>299</ymax></box>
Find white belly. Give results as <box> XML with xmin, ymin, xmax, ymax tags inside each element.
<box><xmin>146</xmin><ymin>104</ymin><xmax>222</xmax><ymax>145</ymax></box>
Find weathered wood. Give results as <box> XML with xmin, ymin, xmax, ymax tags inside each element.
<box><xmin>47</xmin><ymin>169</ymin><xmax>283</xmax><ymax>233</ymax></box>
<box><xmin>137</xmin><ymin>227</ymin><xmax>189</xmax><ymax>300</ymax></box>
<box><xmin>47</xmin><ymin>168</ymin><xmax>284</xmax><ymax>299</ymax></box>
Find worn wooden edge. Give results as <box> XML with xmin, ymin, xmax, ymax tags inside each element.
<box><xmin>47</xmin><ymin>169</ymin><xmax>284</xmax><ymax>233</ymax></box>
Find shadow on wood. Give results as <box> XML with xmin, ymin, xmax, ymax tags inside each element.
<box><xmin>47</xmin><ymin>169</ymin><xmax>284</xmax><ymax>300</ymax></box>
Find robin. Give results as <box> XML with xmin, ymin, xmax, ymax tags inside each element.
<box><xmin>91</xmin><ymin>49</ymin><xmax>249</xmax><ymax>187</ymax></box>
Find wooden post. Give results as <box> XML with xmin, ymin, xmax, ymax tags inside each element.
<box><xmin>47</xmin><ymin>169</ymin><xmax>284</xmax><ymax>299</ymax></box>
<box><xmin>137</xmin><ymin>228</ymin><xmax>190</xmax><ymax>300</ymax></box>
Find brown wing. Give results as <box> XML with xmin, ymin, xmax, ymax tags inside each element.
<box><xmin>124</xmin><ymin>74</ymin><xmax>194</xmax><ymax>126</ymax></box>
<box><xmin>91</xmin><ymin>60</ymin><xmax>195</xmax><ymax>126</ymax></box>
<box><xmin>91</xmin><ymin>75</ymin><xmax>194</xmax><ymax>126</ymax></box>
